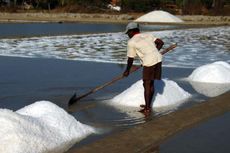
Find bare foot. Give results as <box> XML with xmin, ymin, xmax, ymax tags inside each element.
<box><xmin>140</xmin><ymin>104</ymin><xmax>145</xmax><ymax>108</ymax></box>
<box><xmin>138</xmin><ymin>108</ymin><xmax>151</xmax><ymax>116</ymax></box>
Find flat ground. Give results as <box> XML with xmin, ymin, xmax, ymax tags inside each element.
<box><xmin>0</xmin><ymin>12</ymin><xmax>229</xmax><ymax>25</ymax></box>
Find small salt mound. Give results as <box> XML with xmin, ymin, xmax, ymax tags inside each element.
<box><xmin>135</xmin><ymin>10</ymin><xmax>183</xmax><ymax>23</ymax></box>
<box><xmin>188</xmin><ymin>61</ymin><xmax>230</xmax><ymax>83</ymax></box>
<box><xmin>110</xmin><ymin>79</ymin><xmax>191</xmax><ymax>108</ymax></box>
<box><xmin>0</xmin><ymin>101</ymin><xmax>95</xmax><ymax>153</ymax></box>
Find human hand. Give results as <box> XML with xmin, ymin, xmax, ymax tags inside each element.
<box><xmin>123</xmin><ymin>70</ymin><xmax>130</xmax><ymax>77</ymax></box>
<box><xmin>155</xmin><ymin>38</ymin><xmax>164</xmax><ymax>50</ymax></box>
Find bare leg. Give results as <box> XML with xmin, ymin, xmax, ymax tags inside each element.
<box><xmin>144</xmin><ymin>80</ymin><xmax>154</xmax><ymax>109</ymax></box>
<box><xmin>140</xmin><ymin>80</ymin><xmax>154</xmax><ymax>113</ymax></box>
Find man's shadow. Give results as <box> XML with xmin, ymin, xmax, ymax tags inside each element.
<box><xmin>151</xmin><ymin>80</ymin><xmax>166</xmax><ymax>104</ymax></box>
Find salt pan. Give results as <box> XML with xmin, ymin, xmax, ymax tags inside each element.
<box><xmin>110</xmin><ymin>79</ymin><xmax>191</xmax><ymax>108</ymax></box>
<box><xmin>0</xmin><ymin>101</ymin><xmax>96</xmax><ymax>153</ymax></box>
<box><xmin>135</xmin><ymin>10</ymin><xmax>183</xmax><ymax>23</ymax></box>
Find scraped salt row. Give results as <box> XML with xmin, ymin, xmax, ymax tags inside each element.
<box><xmin>110</xmin><ymin>79</ymin><xmax>191</xmax><ymax>108</ymax></box>
<box><xmin>135</xmin><ymin>10</ymin><xmax>183</xmax><ymax>23</ymax></box>
<box><xmin>0</xmin><ymin>101</ymin><xmax>95</xmax><ymax>153</ymax></box>
<box><xmin>188</xmin><ymin>61</ymin><xmax>230</xmax><ymax>83</ymax></box>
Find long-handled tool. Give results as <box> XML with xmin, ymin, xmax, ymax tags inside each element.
<box><xmin>68</xmin><ymin>43</ymin><xmax>177</xmax><ymax>106</ymax></box>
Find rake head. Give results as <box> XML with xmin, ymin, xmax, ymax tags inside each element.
<box><xmin>68</xmin><ymin>93</ymin><xmax>78</xmax><ymax>106</ymax></box>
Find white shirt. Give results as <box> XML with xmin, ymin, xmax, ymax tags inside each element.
<box><xmin>127</xmin><ymin>33</ymin><xmax>162</xmax><ymax>67</ymax></box>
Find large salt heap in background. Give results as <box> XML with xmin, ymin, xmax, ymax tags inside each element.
<box><xmin>0</xmin><ymin>101</ymin><xmax>96</xmax><ymax>153</ymax></box>
<box><xmin>188</xmin><ymin>61</ymin><xmax>230</xmax><ymax>97</ymax></box>
<box><xmin>135</xmin><ymin>10</ymin><xmax>184</xmax><ymax>23</ymax></box>
<box><xmin>110</xmin><ymin>79</ymin><xmax>191</xmax><ymax>109</ymax></box>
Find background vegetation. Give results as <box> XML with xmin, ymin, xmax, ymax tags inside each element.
<box><xmin>0</xmin><ymin>0</ymin><xmax>229</xmax><ymax>15</ymax></box>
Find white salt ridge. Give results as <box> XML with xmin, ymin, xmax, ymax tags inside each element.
<box><xmin>0</xmin><ymin>101</ymin><xmax>96</xmax><ymax>153</ymax></box>
<box><xmin>135</xmin><ymin>10</ymin><xmax>184</xmax><ymax>23</ymax></box>
<box><xmin>110</xmin><ymin>79</ymin><xmax>191</xmax><ymax>108</ymax></box>
<box><xmin>188</xmin><ymin>61</ymin><xmax>230</xmax><ymax>83</ymax></box>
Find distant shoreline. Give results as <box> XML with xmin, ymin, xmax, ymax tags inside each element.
<box><xmin>0</xmin><ymin>13</ymin><xmax>132</xmax><ymax>24</ymax></box>
<box><xmin>0</xmin><ymin>12</ymin><xmax>229</xmax><ymax>25</ymax></box>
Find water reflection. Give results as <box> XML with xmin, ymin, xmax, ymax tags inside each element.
<box><xmin>70</xmin><ymin>101</ymin><xmax>147</xmax><ymax>129</ymax></box>
<box><xmin>189</xmin><ymin>81</ymin><xmax>230</xmax><ymax>97</ymax></box>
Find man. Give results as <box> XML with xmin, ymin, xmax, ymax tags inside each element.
<box><xmin>123</xmin><ymin>22</ymin><xmax>164</xmax><ymax>114</ymax></box>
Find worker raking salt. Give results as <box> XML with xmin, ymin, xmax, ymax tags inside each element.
<box><xmin>123</xmin><ymin>22</ymin><xmax>164</xmax><ymax>115</ymax></box>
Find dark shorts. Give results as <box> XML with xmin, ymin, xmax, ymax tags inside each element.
<box><xmin>143</xmin><ymin>62</ymin><xmax>162</xmax><ymax>80</ymax></box>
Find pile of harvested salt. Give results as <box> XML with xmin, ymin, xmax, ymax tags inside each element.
<box><xmin>188</xmin><ymin>61</ymin><xmax>230</xmax><ymax>83</ymax></box>
<box><xmin>110</xmin><ymin>79</ymin><xmax>191</xmax><ymax>108</ymax></box>
<box><xmin>0</xmin><ymin>101</ymin><xmax>96</xmax><ymax>153</ymax></box>
<box><xmin>135</xmin><ymin>10</ymin><xmax>183</xmax><ymax>23</ymax></box>
<box><xmin>188</xmin><ymin>61</ymin><xmax>230</xmax><ymax>97</ymax></box>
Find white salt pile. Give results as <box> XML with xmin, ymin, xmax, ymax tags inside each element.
<box><xmin>188</xmin><ymin>61</ymin><xmax>230</xmax><ymax>83</ymax></box>
<box><xmin>135</xmin><ymin>10</ymin><xmax>183</xmax><ymax>23</ymax></box>
<box><xmin>110</xmin><ymin>79</ymin><xmax>191</xmax><ymax>108</ymax></box>
<box><xmin>188</xmin><ymin>61</ymin><xmax>230</xmax><ymax>97</ymax></box>
<box><xmin>0</xmin><ymin>101</ymin><xmax>96</xmax><ymax>153</ymax></box>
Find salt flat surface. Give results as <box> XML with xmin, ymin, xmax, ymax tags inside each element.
<box><xmin>109</xmin><ymin>79</ymin><xmax>191</xmax><ymax>109</ymax></box>
<box><xmin>0</xmin><ymin>26</ymin><xmax>229</xmax><ymax>68</ymax></box>
<box><xmin>0</xmin><ymin>101</ymin><xmax>96</xmax><ymax>153</ymax></box>
<box><xmin>135</xmin><ymin>10</ymin><xmax>184</xmax><ymax>23</ymax></box>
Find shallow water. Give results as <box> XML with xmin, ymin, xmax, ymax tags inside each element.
<box><xmin>0</xmin><ymin>22</ymin><xmax>186</xmax><ymax>38</ymax></box>
<box><xmin>0</xmin><ymin>22</ymin><xmax>126</xmax><ymax>38</ymax></box>
<box><xmin>0</xmin><ymin>56</ymin><xmax>202</xmax><ymax>130</ymax></box>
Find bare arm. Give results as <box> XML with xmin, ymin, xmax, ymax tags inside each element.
<box><xmin>123</xmin><ymin>57</ymin><xmax>134</xmax><ymax>77</ymax></box>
